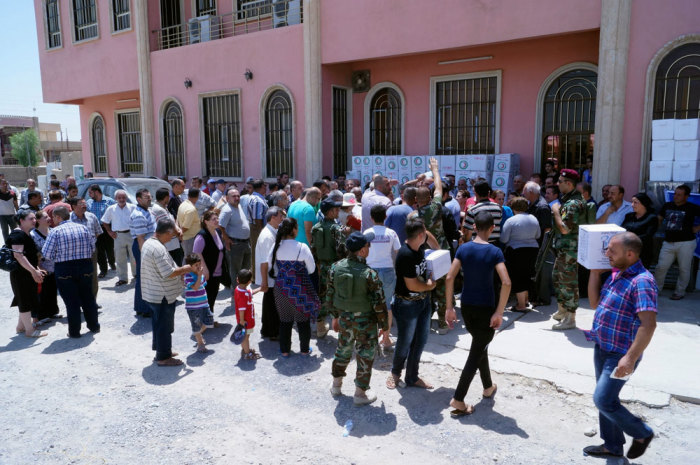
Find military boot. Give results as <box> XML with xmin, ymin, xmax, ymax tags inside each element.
<box><xmin>552</xmin><ymin>304</ymin><xmax>568</xmax><ymax>321</ymax></box>
<box><xmin>552</xmin><ymin>312</ymin><xmax>576</xmax><ymax>330</ymax></box>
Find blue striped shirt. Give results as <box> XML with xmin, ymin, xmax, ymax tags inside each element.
<box><xmin>247</xmin><ymin>192</ymin><xmax>269</xmax><ymax>224</ymax></box>
<box><xmin>129</xmin><ymin>206</ymin><xmax>156</xmax><ymax>240</ymax></box>
<box><xmin>86</xmin><ymin>196</ymin><xmax>115</xmax><ymax>221</ymax></box>
<box><xmin>42</xmin><ymin>220</ymin><xmax>95</xmax><ymax>263</ymax></box>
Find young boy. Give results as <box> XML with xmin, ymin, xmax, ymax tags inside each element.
<box><xmin>184</xmin><ymin>254</ymin><xmax>214</xmax><ymax>353</ymax></box>
<box><xmin>234</xmin><ymin>269</ymin><xmax>261</xmax><ymax>359</ymax></box>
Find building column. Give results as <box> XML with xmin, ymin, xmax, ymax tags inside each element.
<box><xmin>592</xmin><ymin>0</ymin><xmax>632</xmax><ymax>195</ymax></box>
<box><xmin>134</xmin><ymin>0</ymin><xmax>156</xmax><ymax>176</ymax></box>
<box><xmin>303</xmin><ymin>0</ymin><xmax>322</xmax><ymax>184</ymax></box>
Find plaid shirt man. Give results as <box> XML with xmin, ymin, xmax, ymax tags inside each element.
<box><xmin>129</xmin><ymin>206</ymin><xmax>156</xmax><ymax>240</ymax></box>
<box><xmin>71</xmin><ymin>211</ymin><xmax>103</xmax><ymax>244</ymax></box>
<box><xmin>583</xmin><ymin>260</ymin><xmax>658</xmax><ymax>354</ymax></box>
<box><xmin>42</xmin><ymin>220</ymin><xmax>95</xmax><ymax>263</ymax></box>
<box><xmin>86</xmin><ymin>196</ymin><xmax>115</xmax><ymax>221</ymax></box>
<box><xmin>247</xmin><ymin>191</ymin><xmax>269</xmax><ymax>225</ymax></box>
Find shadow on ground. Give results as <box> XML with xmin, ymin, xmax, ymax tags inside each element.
<box><xmin>41</xmin><ymin>333</ymin><xmax>95</xmax><ymax>354</ymax></box>
<box><xmin>141</xmin><ymin>363</ymin><xmax>193</xmax><ymax>385</ymax></box>
<box><xmin>332</xmin><ymin>397</ymin><xmax>397</xmax><ymax>437</ymax></box>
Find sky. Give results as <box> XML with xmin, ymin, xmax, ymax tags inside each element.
<box><xmin>0</xmin><ymin>2</ymin><xmax>82</xmax><ymax>141</ymax></box>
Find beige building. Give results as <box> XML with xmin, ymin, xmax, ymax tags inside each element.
<box><xmin>0</xmin><ymin>115</ymin><xmax>80</xmax><ymax>166</ymax></box>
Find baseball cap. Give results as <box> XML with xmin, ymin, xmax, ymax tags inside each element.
<box><xmin>345</xmin><ymin>231</ymin><xmax>375</xmax><ymax>252</ymax></box>
<box><xmin>320</xmin><ymin>198</ymin><xmax>343</xmax><ymax>214</ymax></box>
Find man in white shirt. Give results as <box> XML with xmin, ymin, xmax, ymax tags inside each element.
<box><xmin>101</xmin><ymin>190</ymin><xmax>136</xmax><ymax>286</ymax></box>
<box><xmin>364</xmin><ymin>204</ymin><xmax>401</xmax><ymax>348</ymax></box>
<box><xmin>596</xmin><ymin>184</ymin><xmax>633</xmax><ymax>226</ymax></box>
<box><xmin>257</xmin><ymin>207</ymin><xmax>286</xmax><ymax>340</ymax></box>
<box><xmin>361</xmin><ymin>175</ymin><xmax>393</xmax><ymax>231</ymax></box>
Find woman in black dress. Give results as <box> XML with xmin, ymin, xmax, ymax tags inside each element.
<box><xmin>8</xmin><ymin>210</ymin><xmax>47</xmax><ymax>338</ymax></box>
<box><xmin>31</xmin><ymin>210</ymin><xmax>61</xmax><ymax>322</ymax></box>
<box><xmin>621</xmin><ymin>193</ymin><xmax>657</xmax><ymax>268</ymax></box>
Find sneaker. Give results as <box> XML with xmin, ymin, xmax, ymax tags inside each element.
<box><xmin>353</xmin><ymin>390</ymin><xmax>377</xmax><ymax>406</ymax></box>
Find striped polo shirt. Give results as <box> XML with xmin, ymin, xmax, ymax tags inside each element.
<box><xmin>140</xmin><ymin>238</ymin><xmax>183</xmax><ymax>304</ymax></box>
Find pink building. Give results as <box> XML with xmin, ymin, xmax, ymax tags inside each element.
<box><xmin>33</xmin><ymin>0</ymin><xmax>700</xmax><ymax>193</ymax></box>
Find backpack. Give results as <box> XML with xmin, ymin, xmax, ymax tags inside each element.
<box><xmin>0</xmin><ymin>246</ymin><xmax>19</xmax><ymax>272</ymax></box>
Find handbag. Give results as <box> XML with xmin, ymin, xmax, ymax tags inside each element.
<box><xmin>0</xmin><ymin>246</ymin><xmax>19</xmax><ymax>272</ymax></box>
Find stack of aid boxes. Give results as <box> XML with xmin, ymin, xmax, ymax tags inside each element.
<box><xmin>650</xmin><ymin>119</ymin><xmax>700</xmax><ymax>181</ymax></box>
<box><xmin>491</xmin><ymin>154</ymin><xmax>520</xmax><ymax>192</ymax></box>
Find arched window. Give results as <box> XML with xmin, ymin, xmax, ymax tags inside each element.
<box><xmin>163</xmin><ymin>101</ymin><xmax>185</xmax><ymax>177</ymax></box>
<box><xmin>541</xmin><ymin>69</ymin><xmax>597</xmax><ymax>173</ymax></box>
<box><xmin>653</xmin><ymin>42</ymin><xmax>700</xmax><ymax>120</ymax></box>
<box><xmin>264</xmin><ymin>89</ymin><xmax>293</xmax><ymax>178</ymax></box>
<box><xmin>369</xmin><ymin>87</ymin><xmax>402</xmax><ymax>155</ymax></box>
<box><xmin>91</xmin><ymin>115</ymin><xmax>107</xmax><ymax>173</ymax></box>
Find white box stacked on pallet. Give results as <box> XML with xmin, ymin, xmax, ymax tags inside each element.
<box><xmin>371</xmin><ymin>155</ymin><xmax>385</xmax><ymax>176</ymax></box>
<box><xmin>674</xmin><ymin>140</ymin><xmax>700</xmax><ymax>161</ymax></box>
<box><xmin>384</xmin><ymin>156</ymin><xmax>399</xmax><ymax>180</ymax></box>
<box><xmin>651</xmin><ymin>140</ymin><xmax>675</xmax><ymax>161</ymax></box>
<box><xmin>491</xmin><ymin>153</ymin><xmax>520</xmax><ymax>191</ymax></box>
<box><xmin>411</xmin><ymin>156</ymin><xmax>427</xmax><ymax>179</ymax></box>
<box><xmin>672</xmin><ymin>120</ymin><xmax>700</xmax><ymax>181</ymax></box>
<box><xmin>649</xmin><ymin>161</ymin><xmax>673</xmax><ymax>181</ymax></box>
<box><xmin>672</xmin><ymin>160</ymin><xmax>700</xmax><ymax>182</ymax></box>
<box><xmin>397</xmin><ymin>156</ymin><xmax>412</xmax><ymax>184</ymax></box>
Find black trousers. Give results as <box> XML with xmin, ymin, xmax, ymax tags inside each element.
<box><xmin>205</xmin><ymin>276</ymin><xmax>221</xmax><ymax>314</ymax></box>
<box><xmin>260</xmin><ymin>288</ymin><xmax>280</xmax><ymax>338</ymax></box>
<box><xmin>453</xmin><ymin>305</ymin><xmax>495</xmax><ymax>402</ymax></box>
<box><xmin>96</xmin><ymin>232</ymin><xmax>115</xmax><ymax>274</ymax></box>
<box><xmin>279</xmin><ymin>320</ymin><xmax>311</xmax><ymax>354</ymax></box>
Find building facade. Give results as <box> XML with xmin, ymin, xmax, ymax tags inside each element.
<box><xmin>33</xmin><ymin>0</ymin><xmax>700</xmax><ymax>193</ymax></box>
<box><xmin>0</xmin><ymin>115</ymin><xmax>80</xmax><ymax>166</ymax></box>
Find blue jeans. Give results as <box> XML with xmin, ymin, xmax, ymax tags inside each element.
<box><xmin>375</xmin><ymin>268</ymin><xmax>397</xmax><ymax>307</ymax></box>
<box><xmin>147</xmin><ymin>297</ymin><xmax>176</xmax><ymax>361</ymax></box>
<box><xmin>132</xmin><ymin>240</ymin><xmax>149</xmax><ymax>315</ymax></box>
<box><xmin>55</xmin><ymin>259</ymin><xmax>99</xmax><ymax>338</ymax></box>
<box><xmin>593</xmin><ymin>345</ymin><xmax>653</xmax><ymax>455</ymax></box>
<box><xmin>391</xmin><ymin>296</ymin><xmax>431</xmax><ymax>385</ymax></box>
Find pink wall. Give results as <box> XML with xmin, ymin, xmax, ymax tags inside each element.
<box><xmin>621</xmin><ymin>0</ymin><xmax>700</xmax><ymax>191</ymax></box>
<box><xmin>150</xmin><ymin>25</ymin><xmax>305</xmax><ymax>180</ymax></box>
<box><xmin>34</xmin><ymin>0</ymin><xmax>139</xmax><ymax>103</ymax></box>
<box><xmin>340</xmin><ymin>31</ymin><xmax>599</xmax><ymax>177</ymax></box>
<box><xmin>78</xmin><ymin>91</ymin><xmax>141</xmax><ymax>175</ymax></box>
<box><xmin>321</xmin><ymin>0</ymin><xmax>600</xmax><ymax>64</ymax></box>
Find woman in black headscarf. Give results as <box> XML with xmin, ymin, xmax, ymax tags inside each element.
<box><xmin>621</xmin><ymin>192</ymin><xmax>657</xmax><ymax>268</ymax></box>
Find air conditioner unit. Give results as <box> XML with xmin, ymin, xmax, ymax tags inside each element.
<box><xmin>188</xmin><ymin>15</ymin><xmax>220</xmax><ymax>44</ymax></box>
<box><xmin>273</xmin><ymin>0</ymin><xmax>301</xmax><ymax>28</ymax></box>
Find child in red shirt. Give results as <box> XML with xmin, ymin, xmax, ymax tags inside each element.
<box><xmin>234</xmin><ymin>269</ymin><xmax>261</xmax><ymax>359</ymax></box>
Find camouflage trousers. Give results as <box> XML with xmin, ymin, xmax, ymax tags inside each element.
<box><xmin>318</xmin><ymin>261</ymin><xmax>333</xmax><ymax>320</ymax></box>
<box><xmin>332</xmin><ymin>313</ymin><xmax>378</xmax><ymax>390</ymax></box>
<box><xmin>431</xmin><ymin>276</ymin><xmax>448</xmax><ymax>329</ymax></box>
<box><xmin>553</xmin><ymin>248</ymin><xmax>579</xmax><ymax>312</ymax></box>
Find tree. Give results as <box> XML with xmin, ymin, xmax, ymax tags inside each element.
<box><xmin>9</xmin><ymin>130</ymin><xmax>41</xmax><ymax>177</ymax></box>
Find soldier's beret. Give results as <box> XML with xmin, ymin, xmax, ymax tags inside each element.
<box><xmin>559</xmin><ymin>169</ymin><xmax>579</xmax><ymax>182</ymax></box>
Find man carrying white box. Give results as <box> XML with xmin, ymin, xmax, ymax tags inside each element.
<box><xmin>654</xmin><ymin>185</ymin><xmax>700</xmax><ymax>300</ymax></box>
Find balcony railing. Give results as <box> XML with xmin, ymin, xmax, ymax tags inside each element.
<box><xmin>151</xmin><ymin>0</ymin><xmax>303</xmax><ymax>52</ymax></box>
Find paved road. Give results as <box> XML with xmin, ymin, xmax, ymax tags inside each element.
<box><xmin>1</xmin><ymin>270</ymin><xmax>698</xmax><ymax>464</ymax></box>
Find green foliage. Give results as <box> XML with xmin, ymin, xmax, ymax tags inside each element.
<box><xmin>9</xmin><ymin>130</ymin><xmax>41</xmax><ymax>167</ymax></box>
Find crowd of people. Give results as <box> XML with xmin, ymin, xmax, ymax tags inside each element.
<box><xmin>3</xmin><ymin>156</ymin><xmax>697</xmax><ymax>460</ymax></box>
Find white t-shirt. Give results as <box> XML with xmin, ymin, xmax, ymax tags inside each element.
<box><xmin>255</xmin><ymin>224</ymin><xmax>278</xmax><ymax>287</ymax></box>
<box><xmin>267</xmin><ymin>239</ymin><xmax>315</xmax><ymax>275</ymax></box>
<box><xmin>364</xmin><ymin>225</ymin><xmax>401</xmax><ymax>269</ymax></box>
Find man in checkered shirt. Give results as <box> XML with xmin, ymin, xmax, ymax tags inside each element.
<box><xmin>42</xmin><ymin>206</ymin><xmax>99</xmax><ymax>339</ymax></box>
<box><xmin>582</xmin><ymin>232</ymin><xmax>657</xmax><ymax>460</ymax></box>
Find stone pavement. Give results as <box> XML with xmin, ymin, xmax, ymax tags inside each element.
<box><xmin>417</xmin><ymin>292</ymin><xmax>700</xmax><ymax>408</ymax></box>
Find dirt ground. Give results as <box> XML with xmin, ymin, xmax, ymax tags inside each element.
<box><xmin>1</xmin><ymin>278</ymin><xmax>698</xmax><ymax>465</ymax></box>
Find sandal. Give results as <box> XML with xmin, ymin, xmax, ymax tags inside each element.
<box><xmin>386</xmin><ymin>374</ymin><xmax>406</xmax><ymax>390</ymax></box>
<box><xmin>25</xmin><ymin>330</ymin><xmax>47</xmax><ymax>338</ymax></box>
<box><xmin>196</xmin><ymin>345</ymin><xmax>209</xmax><ymax>353</ymax></box>
<box><xmin>243</xmin><ymin>350</ymin><xmax>261</xmax><ymax>360</ymax></box>
<box><xmin>157</xmin><ymin>357</ymin><xmax>184</xmax><ymax>367</ymax></box>
<box><xmin>409</xmin><ymin>378</ymin><xmax>434</xmax><ymax>389</ymax></box>
<box><xmin>450</xmin><ymin>405</ymin><xmax>474</xmax><ymax>417</ymax></box>
<box><xmin>483</xmin><ymin>384</ymin><xmax>498</xmax><ymax>398</ymax></box>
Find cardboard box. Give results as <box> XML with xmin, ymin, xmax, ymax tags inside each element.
<box><xmin>351</xmin><ymin>156</ymin><xmax>364</xmax><ymax>173</ymax></box>
<box><xmin>672</xmin><ymin>160</ymin><xmax>700</xmax><ymax>182</ymax></box>
<box><xmin>493</xmin><ymin>153</ymin><xmax>520</xmax><ymax>173</ymax></box>
<box><xmin>577</xmin><ymin>224</ymin><xmax>626</xmax><ymax>269</ymax></box>
<box><xmin>424</xmin><ymin>249</ymin><xmax>451</xmax><ymax>280</ymax></box>
<box><xmin>674</xmin><ymin>119</ymin><xmax>700</xmax><ymax>140</ymax></box>
<box><xmin>649</xmin><ymin>161</ymin><xmax>673</xmax><ymax>181</ymax></box>
<box><xmin>674</xmin><ymin>140</ymin><xmax>700</xmax><ymax>161</ymax></box>
<box><xmin>491</xmin><ymin>171</ymin><xmax>514</xmax><ymax>191</ymax></box>
<box><xmin>651</xmin><ymin>140</ymin><xmax>675</xmax><ymax>161</ymax></box>
<box><xmin>372</xmin><ymin>155</ymin><xmax>386</xmax><ymax>175</ymax></box>
<box><xmin>360</xmin><ymin>156</ymin><xmax>373</xmax><ymax>185</ymax></box>
<box><xmin>411</xmin><ymin>156</ymin><xmax>427</xmax><ymax>178</ymax></box>
<box><xmin>398</xmin><ymin>156</ymin><xmax>412</xmax><ymax>182</ymax></box>
<box><xmin>456</xmin><ymin>154</ymin><xmax>493</xmax><ymax>172</ymax></box>
<box><xmin>652</xmin><ymin>119</ymin><xmax>675</xmax><ymax>140</ymax></box>
<box><xmin>438</xmin><ymin>155</ymin><xmax>456</xmax><ymax>176</ymax></box>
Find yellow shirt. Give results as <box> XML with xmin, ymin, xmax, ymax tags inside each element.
<box><xmin>177</xmin><ymin>201</ymin><xmax>200</xmax><ymax>241</ymax></box>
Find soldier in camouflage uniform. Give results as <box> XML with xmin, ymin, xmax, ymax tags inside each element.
<box><xmin>328</xmin><ymin>232</ymin><xmax>389</xmax><ymax>406</ymax></box>
<box><xmin>408</xmin><ymin>157</ymin><xmax>451</xmax><ymax>334</ymax></box>
<box><xmin>310</xmin><ymin>198</ymin><xmax>345</xmax><ymax>338</ymax></box>
<box><xmin>551</xmin><ymin>169</ymin><xmax>587</xmax><ymax>330</ymax></box>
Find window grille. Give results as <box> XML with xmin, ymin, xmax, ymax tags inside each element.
<box><xmin>653</xmin><ymin>43</ymin><xmax>700</xmax><ymax>120</ymax></box>
<box><xmin>435</xmin><ymin>76</ymin><xmax>497</xmax><ymax>155</ymax></box>
<box><xmin>163</xmin><ymin>102</ymin><xmax>185</xmax><ymax>177</ymax></box>
<box><xmin>112</xmin><ymin>0</ymin><xmax>130</xmax><ymax>31</ymax></box>
<box><xmin>91</xmin><ymin>116</ymin><xmax>107</xmax><ymax>173</ymax></box>
<box><xmin>45</xmin><ymin>0</ymin><xmax>62</xmax><ymax>48</ymax></box>
<box><xmin>159</xmin><ymin>0</ymin><xmax>182</xmax><ymax>49</ymax></box>
<box><xmin>332</xmin><ymin>87</ymin><xmax>348</xmax><ymax>176</ymax></box>
<box><xmin>237</xmin><ymin>0</ymin><xmax>272</xmax><ymax>20</ymax></box>
<box><xmin>264</xmin><ymin>90</ymin><xmax>293</xmax><ymax>178</ymax></box>
<box><xmin>196</xmin><ymin>0</ymin><xmax>216</xmax><ymax>16</ymax></box>
<box><xmin>541</xmin><ymin>69</ymin><xmax>597</xmax><ymax>173</ymax></box>
<box><xmin>117</xmin><ymin>111</ymin><xmax>143</xmax><ymax>174</ymax></box>
<box><xmin>73</xmin><ymin>0</ymin><xmax>98</xmax><ymax>41</ymax></box>
<box><xmin>202</xmin><ymin>94</ymin><xmax>241</xmax><ymax>178</ymax></box>
<box><xmin>369</xmin><ymin>88</ymin><xmax>402</xmax><ymax>155</ymax></box>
